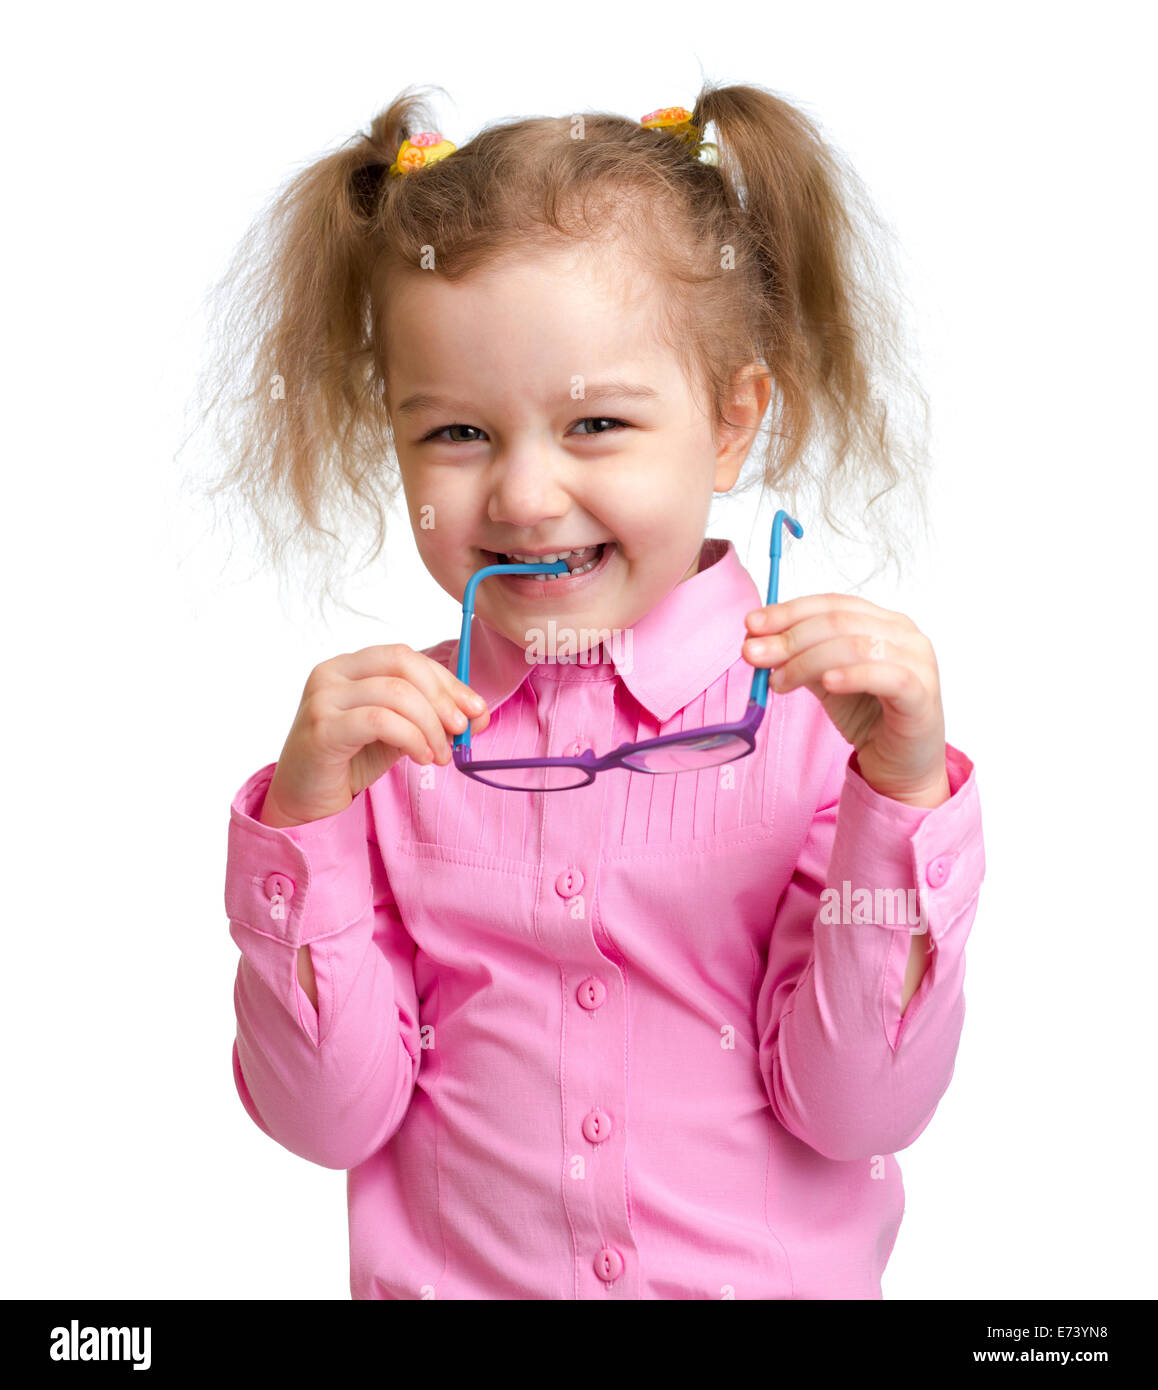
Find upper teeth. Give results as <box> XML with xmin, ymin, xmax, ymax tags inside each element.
<box><xmin>498</xmin><ymin>544</ymin><xmax>605</xmax><ymax>580</ymax></box>
<box><xmin>505</xmin><ymin>546</ymin><xmax>599</xmax><ymax>563</ymax></box>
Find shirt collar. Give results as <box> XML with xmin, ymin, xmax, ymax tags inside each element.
<box><xmin>458</xmin><ymin>538</ymin><xmax>764</xmax><ymax>725</ymax></box>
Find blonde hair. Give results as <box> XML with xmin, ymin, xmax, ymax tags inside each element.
<box><xmin>186</xmin><ymin>80</ymin><xmax>931</xmax><ymax>619</ymax></box>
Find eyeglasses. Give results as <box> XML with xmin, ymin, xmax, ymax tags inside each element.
<box><xmin>452</xmin><ymin>510</ymin><xmax>803</xmax><ymax>790</ymax></box>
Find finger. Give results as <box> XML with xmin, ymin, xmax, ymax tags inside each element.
<box><xmin>767</xmin><ymin>635</ymin><xmax>885</xmax><ymax>691</ymax></box>
<box><xmin>327</xmin><ymin>675</ymin><xmax>467</xmax><ymax>764</ymax></box>
<box><xmin>744</xmin><ymin>593</ymin><xmax>898</xmax><ymax>634</ymax></box>
<box><xmin>818</xmin><ymin>661</ymin><xmax>928</xmax><ymax>719</ymax></box>
<box><xmin>311</xmin><ymin>699</ymin><xmax>441</xmax><ymax>770</ymax></box>
<box><xmin>425</xmin><ymin>654</ymin><xmax>490</xmax><ymax>719</ymax></box>
<box><xmin>329</xmin><ymin>644</ymin><xmax>486</xmax><ymax>712</ymax></box>
<box><xmin>748</xmin><ymin>624</ymin><xmax>910</xmax><ymax>676</ymax></box>
<box><xmin>350</xmin><ymin>704</ymin><xmax>447</xmax><ymax>768</ymax></box>
<box><xmin>336</xmin><ymin>645</ymin><xmax>488</xmax><ymax>742</ymax></box>
<box><xmin>396</xmin><ymin>647</ymin><xmax>491</xmax><ymax>733</ymax></box>
<box><xmin>324</xmin><ymin>643</ymin><xmax>422</xmax><ymax>680</ymax></box>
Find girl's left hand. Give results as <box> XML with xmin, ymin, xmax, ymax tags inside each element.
<box><xmin>743</xmin><ymin>594</ymin><xmax>951</xmax><ymax>807</ymax></box>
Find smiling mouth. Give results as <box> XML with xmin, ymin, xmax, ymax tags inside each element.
<box><xmin>486</xmin><ymin>542</ymin><xmax>609</xmax><ymax>579</ymax></box>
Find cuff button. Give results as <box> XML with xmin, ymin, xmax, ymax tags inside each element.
<box><xmin>263</xmin><ymin>873</ymin><xmax>295</xmax><ymax>921</ymax></box>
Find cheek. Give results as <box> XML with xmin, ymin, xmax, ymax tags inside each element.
<box><xmin>394</xmin><ymin>461</ymin><xmax>422</xmax><ymax>516</ymax></box>
<box><xmin>401</xmin><ymin>469</ymin><xmax>464</xmax><ymax>536</ymax></box>
<box><xmin>413</xmin><ymin>524</ymin><xmax>457</xmax><ymax>571</ymax></box>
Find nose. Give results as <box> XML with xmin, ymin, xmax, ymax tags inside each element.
<box><xmin>486</xmin><ymin>448</ymin><xmax>572</xmax><ymax>530</ymax></box>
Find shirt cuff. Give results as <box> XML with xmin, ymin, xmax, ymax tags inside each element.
<box><xmin>827</xmin><ymin>743</ymin><xmax>985</xmax><ymax>945</ymax></box>
<box><xmin>223</xmin><ymin>762</ymin><xmax>374</xmax><ymax>950</ymax></box>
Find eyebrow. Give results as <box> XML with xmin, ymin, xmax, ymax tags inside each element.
<box><xmin>393</xmin><ymin>380</ymin><xmax>663</xmax><ymax>417</ymax></box>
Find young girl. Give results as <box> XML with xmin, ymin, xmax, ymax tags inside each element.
<box><xmin>209</xmin><ymin>82</ymin><xmax>985</xmax><ymax>1300</ymax></box>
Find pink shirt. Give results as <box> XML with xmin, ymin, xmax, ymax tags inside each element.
<box><xmin>224</xmin><ymin>537</ymin><xmax>985</xmax><ymax>1299</ymax></box>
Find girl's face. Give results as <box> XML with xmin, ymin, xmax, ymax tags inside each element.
<box><xmin>382</xmin><ymin>239</ymin><xmax>767</xmax><ymax>654</ymax></box>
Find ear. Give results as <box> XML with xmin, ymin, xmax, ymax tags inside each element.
<box><xmin>713</xmin><ymin>363</ymin><xmax>771</xmax><ymax>493</ymax></box>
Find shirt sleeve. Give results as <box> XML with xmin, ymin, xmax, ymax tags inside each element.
<box><xmin>756</xmin><ymin>738</ymin><xmax>985</xmax><ymax>1162</ymax></box>
<box><xmin>223</xmin><ymin>762</ymin><xmax>422</xmax><ymax>1170</ymax></box>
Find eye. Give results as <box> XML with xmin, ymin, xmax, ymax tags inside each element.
<box><xmin>420</xmin><ymin>424</ymin><xmax>485</xmax><ymax>444</ymax></box>
<box><xmin>571</xmin><ymin>417</ymin><xmax>629</xmax><ymax>436</ymax></box>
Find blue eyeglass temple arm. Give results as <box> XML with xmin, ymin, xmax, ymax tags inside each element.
<box><xmin>453</xmin><ymin>509</ymin><xmax>802</xmax><ymax>748</ymax></box>
<box><xmin>453</xmin><ymin>559</ymin><xmax>568</xmax><ymax>748</ymax></box>
<box><xmin>750</xmin><ymin>509</ymin><xmax>804</xmax><ymax>707</ymax></box>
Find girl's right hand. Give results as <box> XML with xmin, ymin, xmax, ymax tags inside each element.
<box><xmin>258</xmin><ymin>644</ymin><xmax>490</xmax><ymax>827</ymax></box>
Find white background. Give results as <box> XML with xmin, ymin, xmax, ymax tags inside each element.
<box><xmin>4</xmin><ymin>0</ymin><xmax>1154</xmax><ymax>1300</ymax></box>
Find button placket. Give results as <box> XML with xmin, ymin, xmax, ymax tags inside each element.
<box><xmin>538</xmin><ymin>681</ymin><xmax>634</xmax><ymax>1296</ymax></box>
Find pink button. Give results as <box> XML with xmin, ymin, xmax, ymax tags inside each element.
<box><xmin>556</xmin><ymin>867</ymin><xmax>584</xmax><ymax>897</ymax></box>
<box><xmin>263</xmin><ymin>873</ymin><xmax>294</xmax><ymax>901</ymax></box>
<box><xmin>582</xmin><ymin>1109</ymin><xmax>612</xmax><ymax>1143</ymax></box>
<box><xmin>577</xmin><ymin>977</ymin><xmax>606</xmax><ymax>1010</ymax></box>
<box><xmin>594</xmin><ymin>1247</ymin><xmax>623</xmax><ymax>1282</ymax></box>
<box><xmin>926</xmin><ymin>855</ymin><xmax>956</xmax><ymax>888</ymax></box>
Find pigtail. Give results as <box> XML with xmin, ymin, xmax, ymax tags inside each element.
<box><xmin>691</xmin><ymin>83</ymin><xmax>931</xmax><ymax>579</ymax></box>
<box><xmin>186</xmin><ymin>85</ymin><xmax>449</xmax><ymax>619</ymax></box>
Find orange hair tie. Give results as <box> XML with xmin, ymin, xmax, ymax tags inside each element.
<box><xmin>640</xmin><ymin>105</ymin><xmax>718</xmax><ymax>165</ymax></box>
<box><xmin>388</xmin><ymin>131</ymin><xmax>457</xmax><ymax>178</ymax></box>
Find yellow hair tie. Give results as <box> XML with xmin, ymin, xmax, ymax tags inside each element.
<box><xmin>640</xmin><ymin>105</ymin><xmax>718</xmax><ymax>165</ymax></box>
<box><xmin>388</xmin><ymin>131</ymin><xmax>457</xmax><ymax>178</ymax></box>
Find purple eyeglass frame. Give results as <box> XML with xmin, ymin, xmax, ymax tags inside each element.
<box><xmin>452</xmin><ymin>510</ymin><xmax>803</xmax><ymax>790</ymax></box>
